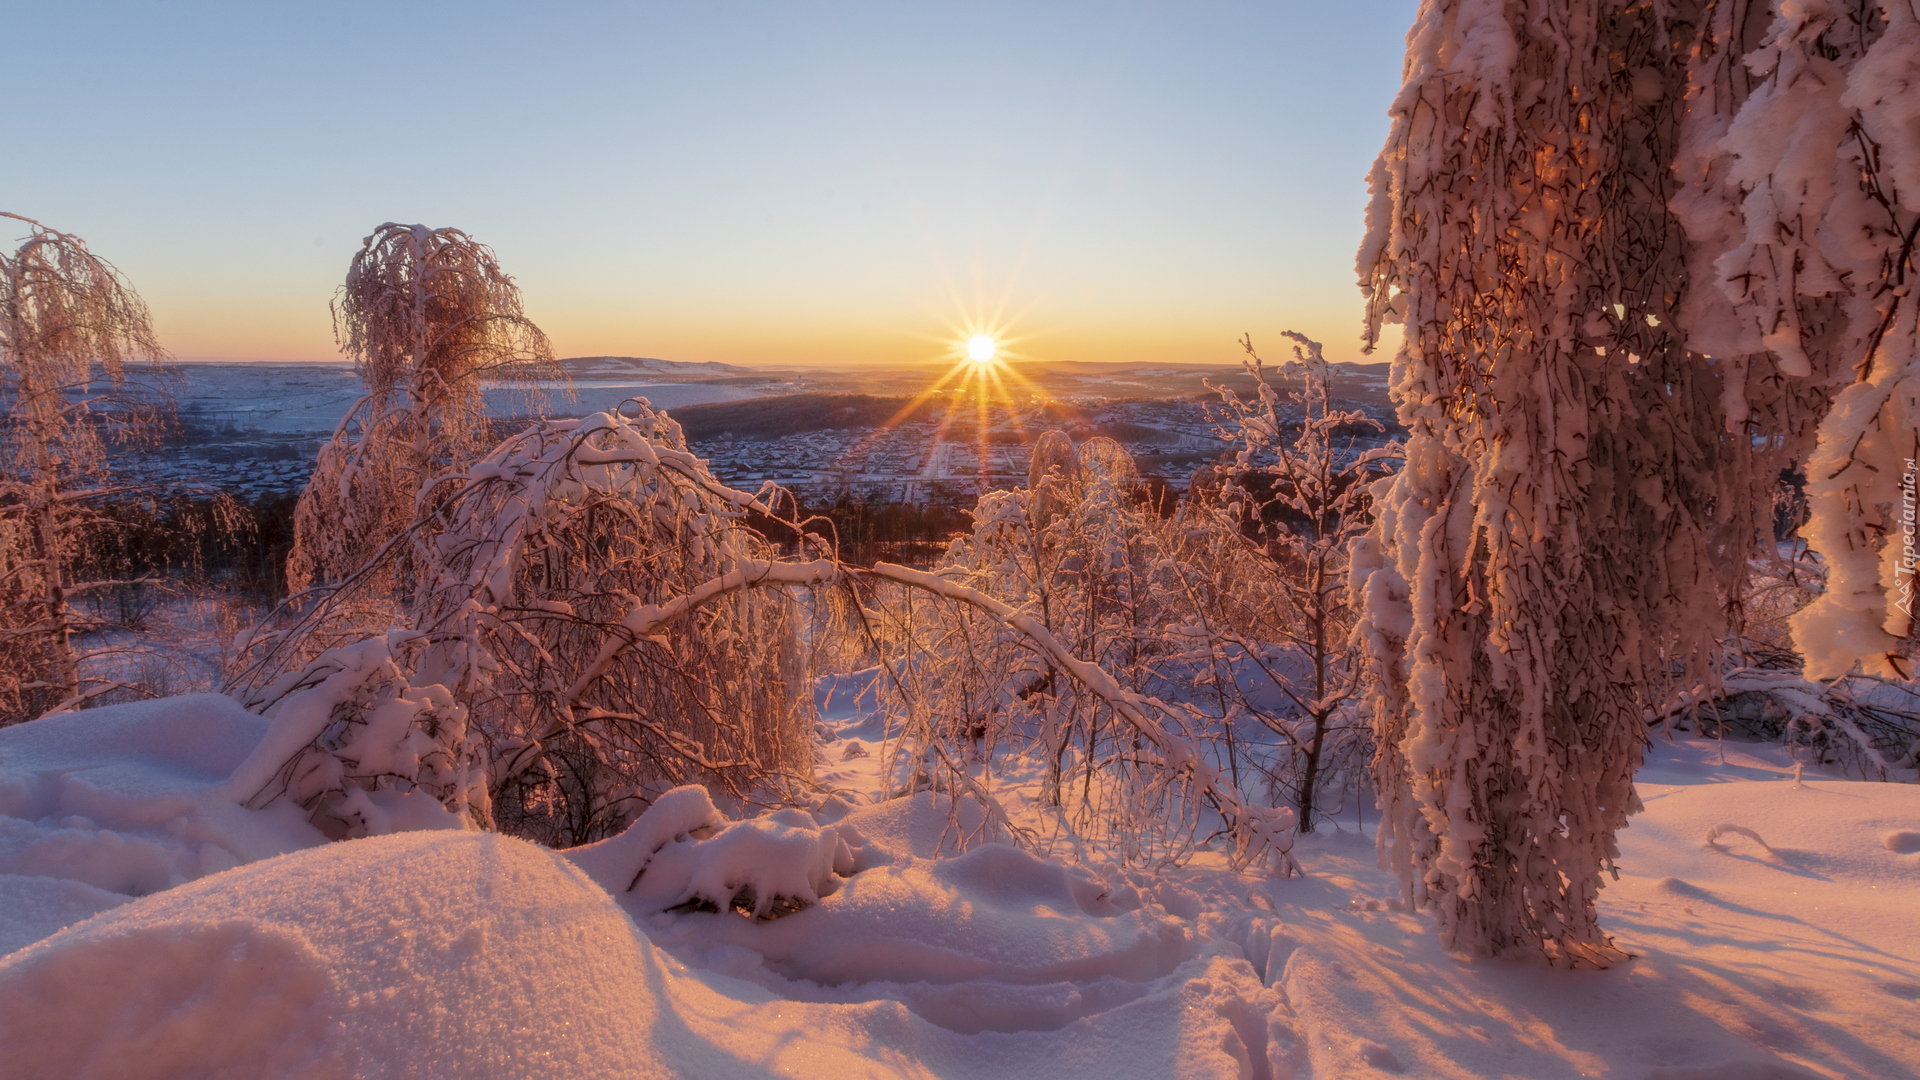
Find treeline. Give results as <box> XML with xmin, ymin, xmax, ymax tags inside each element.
<box><xmin>74</xmin><ymin>491</ymin><xmax>302</xmax><ymax>605</ymax></box>
<box><xmin>742</xmin><ymin>474</ymin><xmax>1186</xmax><ymax>569</ymax></box>
<box><xmin>78</xmin><ymin>483</ymin><xmax>1001</xmax><ymax>594</ymax></box>
<box><xmin>673</xmin><ymin>394</ymin><xmax>939</xmax><ymax>441</ymax></box>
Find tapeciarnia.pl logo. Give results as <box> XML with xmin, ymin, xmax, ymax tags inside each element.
<box><xmin>1899</xmin><ymin>457</ymin><xmax>1917</xmax><ymax>620</ymax></box>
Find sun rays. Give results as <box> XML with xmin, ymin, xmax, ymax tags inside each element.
<box><xmin>824</xmin><ymin>314</ymin><xmax>1052</xmax><ymax>497</ymax></box>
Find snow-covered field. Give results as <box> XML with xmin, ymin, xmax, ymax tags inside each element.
<box><xmin>1</xmin><ymin>690</ymin><xmax>1915</xmax><ymax>1079</ymax></box>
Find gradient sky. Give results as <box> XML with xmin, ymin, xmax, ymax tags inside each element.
<box><xmin>8</xmin><ymin>1</ymin><xmax>1416</xmax><ymax>367</ymax></box>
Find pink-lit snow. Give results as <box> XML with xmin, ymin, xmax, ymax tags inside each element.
<box><xmin>0</xmin><ymin>695</ymin><xmax>1915</xmax><ymax>1078</ymax></box>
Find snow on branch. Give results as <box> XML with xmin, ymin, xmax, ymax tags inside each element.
<box><xmin>234</xmin><ymin>401</ymin><xmax>817</xmax><ymax>845</ymax></box>
<box><xmin>860</xmin><ymin>560</ymin><xmax>1298</xmax><ymax>876</ymax></box>
<box><xmin>1673</xmin><ymin>2</ymin><xmax>1920</xmax><ymax>679</ymax></box>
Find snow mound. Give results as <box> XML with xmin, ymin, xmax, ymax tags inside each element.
<box><xmin>836</xmin><ymin>789</ymin><xmax>1008</xmax><ymax>861</ymax></box>
<box><xmin>567</xmin><ymin>788</ymin><xmax>854</xmax><ymax>918</ymax></box>
<box><xmin>0</xmin><ymin>831</ymin><xmax>679</xmax><ymax>1079</ymax></box>
<box><xmin>0</xmin><ymin>694</ymin><xmax>321</xmax><ymax>902</ymax></box>
<box><xmin>646</xmin><ymin>840</ymin><xmax>1188</xmax><ymax>990</ymax></box>
<box><xmin>565</xmin><ymin>787</ymin><xmax>1214</xmax><ymax>1037</ymax></box>
<box><xmin>2</xmin><ymin>828</ymin><xmax>1270</xmax><ymax>1079</ymax></box>
<box><xmin>565</xmin><ymin>784</ymin><xmax>730</xmax><ymax>895</ymax></box>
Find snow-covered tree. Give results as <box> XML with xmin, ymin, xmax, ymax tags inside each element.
<box><xmin>1207</xmin><ymin>333</ymin><xmax>1397</xmax><ymax>833</ymax></box>
<box><xmin>287</xmin><ymin>223</ymin><xmax>562</xmax><ymax>599</ymax></box>
<box><xmin>1672</xmin><ymin>0</ymin><xmax>1920</xmax><ymax>680</ymax></box>
<box><xmin>0</xmin><ymin>214</ymin><xmax>168</xmax><ymax>720</ymax></box>
<box><xmin>1357</xmin><ymin>0</ymin><xmax>1920</xmax><ymax>965</ymax></box>
<box><xmin>1352</xmin><ymin>0</ymin><xmax>1765</xmax><ymax>965</ymax></box>
<box><xmin>865</xmin><ymin>432</ymin><xmax>1300</xmax><ymax>872</ymax></box>
<box><xmin>890</xmin><ymin>434</ymin><xmax>1173</xmax><ymax>844</ymax></box>
<box><xmin>233</xmin><ymin>402</ymin><xmax>818</xmax><ymax>845</ymax></box>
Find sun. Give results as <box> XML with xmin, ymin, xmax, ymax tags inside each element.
<box><xmin>861</xmin><ymin>314</ymin><xmax>1046</xmax><ymax>491</ymax></box>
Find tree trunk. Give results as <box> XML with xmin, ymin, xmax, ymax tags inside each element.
<box><xmin>1297</xmin><ymin>710</ymin><xmax>1326</xmax><ymax>834</ymax></box>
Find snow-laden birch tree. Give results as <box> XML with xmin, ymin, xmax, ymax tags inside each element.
<box><xmin>1356</xmin><ymin>0</ymin><xmax>1918</xmax><ymax>965</ymax></box>
<box><xmin>287</xmin><ymin>223</ymin><xmax>563</xmax><ymax>601</ymax></box>
<box><xmin>235</xmin><ymin>403</ymin><xmax>815</xmax><ymax>845</ymax></box>
<box><xmin>0</xmin><ymin>214</ymin><xmax>168</xmax><ymax>720</ymax></box>
<box><xmin>1352</xmin><ymin>0</ymin><xmax>1760</xmax><ymax>965</ymax></box>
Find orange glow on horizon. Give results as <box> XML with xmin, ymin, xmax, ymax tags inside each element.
<box><xmin>138</xmin><ymin>282</ymin><xmax>1400</xmax><ymax>370</ymax></box>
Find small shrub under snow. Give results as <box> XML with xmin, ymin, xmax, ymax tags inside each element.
<box><xmin>566</xmin><ymin>785</ymin><xmax>860</xmax><ymax>919</ymax></box>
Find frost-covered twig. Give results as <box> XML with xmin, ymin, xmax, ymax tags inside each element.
<box><xmin>860</xmin><ymin>559</ymin><xmax>1298</xmax><ymax>875</ymax></box>
<box><xmin>1704</xmin><ymin>824</ymin><xmax>1777</xmax><ymax>860</ymax></box>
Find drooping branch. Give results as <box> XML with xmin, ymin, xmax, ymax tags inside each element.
<box><xmin>858</xmin><ymin>560</ymin><xmax>1298</xmax><ymax>875</ymax></box>
<box><xmin>560</xmin><ymin>559</ymin><xmax>839</xmax><ymax>716</ymax></box>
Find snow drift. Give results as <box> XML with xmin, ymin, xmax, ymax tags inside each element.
<box><xmin>0</xmin><ymin>832</ymin><xmax>675</xmax><ymax>1080</ymax></box>
<box><xmin>4</xmin><ymin>695</ymin><xmax>1917</xmax><ymax>1079</ymax></box>
<box><xmin>0</xmin><ymin>694</ymin><xmax>323</xmax><ymax>949</ymax></box>
<box><xmin>0</xmin><ymin>829</ymin><xmax>1276</xmax><ymax>1080</ymax></box>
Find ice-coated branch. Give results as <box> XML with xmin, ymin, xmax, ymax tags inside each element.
<box><xmin>561</xmin><ymin>558</ymin><xmax>838</xmax><ymax>713</ymax></box>
<box><xmin>858</xmin><ymin>561</ymin><xmax>1298</xmax><ymax>875</ymax></box>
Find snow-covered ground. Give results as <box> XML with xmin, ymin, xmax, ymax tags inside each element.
<box><xmin>1</xmin><ymin>690</ymin><xmax>1915</xmax><ymax>1079</ymax></box>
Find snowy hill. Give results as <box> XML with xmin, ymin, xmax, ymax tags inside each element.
<box><xmin>1</xmin><ymin>694</ymin><xmax>1915</xmax><ymax>1078</ymax></box>
<box><xmin>174</xmin><ymin>361</ymin><xmax>364</xmax><ymax>434</ymax></box>
<box><xmin>166</xmin><ymin>361</ymin><xmax>766</xmax><ymax>437</ymax></box>
<box><xmin>559</xmin><ymin>356</ymin><xmax>759</xmax><ymax>380</ymax></box>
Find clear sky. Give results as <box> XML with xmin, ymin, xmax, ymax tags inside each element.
<box><xmin>7</xmin><ymin>1</ymin><xmax>1415</xmax><ymax>367</ymax></box>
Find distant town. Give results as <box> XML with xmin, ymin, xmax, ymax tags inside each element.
<box><xmin>110</xmin><ymin>355</ymin><xmax>1399</xmax><ymax>507</ymax></box>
